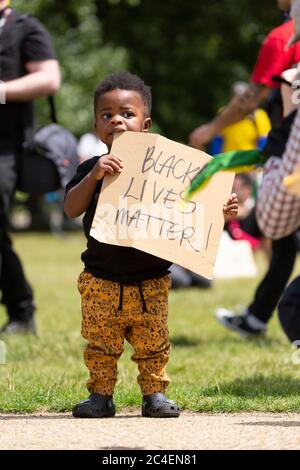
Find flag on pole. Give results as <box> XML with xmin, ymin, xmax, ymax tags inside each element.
<box><xmin>183</xmin><ymin>149</ymin><xmax>266</xmax><ymax>201</ymax></box>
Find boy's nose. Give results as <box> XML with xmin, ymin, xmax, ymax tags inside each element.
<box><xmin>111</xmin><ymin>114</ymin><xmax>123</xmax><ymax>124</ymax></box>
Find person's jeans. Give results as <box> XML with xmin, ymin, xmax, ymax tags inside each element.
<box><xmin>0</xmin><ymin>153</ymin><xmax>35</xmax><ymax>322</ymax></box>
<box><xmin>278</xmin><ymin>276</ymin><xmax>300</xmax><ymax>343</ymax></box>
<box><xmin>239</xmin><ymin>207</ymin><xmax>298</xmax><ymax>324</ymax></box>
<box><xmin>248</xmin><ymin>233</ymin><xmax>298</xmax><ymax>323</ymax></box>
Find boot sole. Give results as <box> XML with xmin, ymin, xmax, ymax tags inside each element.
<box><xmin>72</xmin><ymin>406</ymin><xmax>116</xmax><ymax>418</ymax></box>
<box><xmin>142</xmin><ymin>407</ymin><xmax>180</xmax><ymax>418</ymax></box>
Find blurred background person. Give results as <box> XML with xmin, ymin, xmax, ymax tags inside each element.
<box><xmin>189</xmin><ymin>0</ymin><xmax>299</xmax><ymax>148</ymax></box>
<box><xmin>77</xmin><ymin>131</ymin><xmax>108</xmax><ymax>165</ymax></box>
<box><xmin>189</xmin><ymin>0</ymin><xmax>300</xmax><ymax>338</ymax></box>
<box><xmin>224</xmin><ymin>173</ymin><xmax>263</xmax><ymax>252</ymax></box>
<box><xmin>0</xmin><ymin>0</ymin><xmax>60</xmax><ymax>334</ymax></box>
<box><xmin>210</xmin><ymin>81</ymin><xmax>271</xmax><ymax>156</ymax></box>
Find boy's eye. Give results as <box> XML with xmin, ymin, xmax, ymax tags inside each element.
<box><xmin>123</xmin><ymin>111</ymin><xmax>134</xmax><ymax>118</ymax></box>
<box><xmin>102</xmin><ymin>113</ymin><xmax>111</xmax><ymax>119</ymax></box>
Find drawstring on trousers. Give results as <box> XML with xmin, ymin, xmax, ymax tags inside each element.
<box><xmin>116</xmin><ymin>281</ymin><xmax>147</xmax><ymax>315</ymax></box>
<box><xmin>138</xmin><ymin>282</ymin><xmax>148</xmax><ymax>313</ymax></box>
<box><xmin>116</xmin><ymin>283</ymin><xmax>124</xmax><ymax>315</ymax></box>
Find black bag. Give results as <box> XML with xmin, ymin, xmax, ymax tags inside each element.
<box><xmin>18</xmin><ymin>120</ymin><xmax>79</xmax><ymax>195</ymax></box>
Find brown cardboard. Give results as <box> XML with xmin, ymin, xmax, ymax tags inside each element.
<box><xmin>90</xmin><ymin>131</ymin><xmax>234</xmax><ymax>279</ymax></box>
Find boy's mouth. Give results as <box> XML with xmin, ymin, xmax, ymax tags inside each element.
<box><xmin>109</xmin><ymin>127</ymin><xmax>126</xmax><ymax>137</ymax></box>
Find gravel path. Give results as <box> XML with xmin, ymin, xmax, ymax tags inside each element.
<box><xmin>1</xmin><ymin>410</ymin><xmax>300</xmax><ymax>450</ymax></box>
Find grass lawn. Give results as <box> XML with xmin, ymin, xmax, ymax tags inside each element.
<box><xmin>0</xmin><ymin>232</ymin><xmax>300</xmax><ymax>413</ymax></box>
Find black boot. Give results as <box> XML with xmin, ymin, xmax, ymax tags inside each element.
<box><xmin>142</xmin><ymin>392</ymin><xmax>180</xmax><ymax>418</ymax></box>
<box><xmin>72</xmin><ymin>393</ymin><xmax>116</xmax><ymax>418</ymax></box>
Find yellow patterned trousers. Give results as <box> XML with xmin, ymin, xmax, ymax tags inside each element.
<box><xmin>78</xmin><ymin>271</ymin><xmax>171</xmax><ymax>396</ymax></box>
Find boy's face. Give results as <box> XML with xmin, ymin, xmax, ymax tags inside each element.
<box><xmin>94</xmin><ymin>89</ymin><xmax>151</xmax><ymax>150</ymax></box>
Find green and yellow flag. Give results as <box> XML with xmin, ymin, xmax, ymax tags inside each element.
<box><xmin>183</xmin><ymin>149</ymin><xmax>266</xmax><ymax>201</ymax></box>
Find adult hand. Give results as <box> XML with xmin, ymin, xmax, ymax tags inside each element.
<box><xmin>189</xmin><ymin>122</ymin><xmax>216</xmax><ymax>149</ymax></box>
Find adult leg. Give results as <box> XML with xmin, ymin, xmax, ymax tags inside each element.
<box><xmin>216</xmin><ymin>210</ymin><xmax>298</xmax><ymax>336</ymax></box>
<box><xmin>248</xmin><ymin>233</ymin><xmax>298</xmax><ymax>323</ymax></box>
<box><xmin>0</xmin><ymin>155</ymin><xmax>35</xmax><ymax>329</ymax></box>
<box><xmin>278</xmin><ymin>276</ymin><xmax>300</xmax><ymax>343</ymax></box>
<box><xmin>240</xmin><ymin>209</ymin><xmax>297</xmax><ymax>322</ymax></box>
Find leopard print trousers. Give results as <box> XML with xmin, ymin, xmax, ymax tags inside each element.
<box><xmin>78</xmin><ymin>271</ymin><xmax>172</xmax><ymax>396</ymax></box>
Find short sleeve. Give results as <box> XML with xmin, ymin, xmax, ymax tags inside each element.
<box><xmin>251</xmin><ymin>37</ymin><xmax>290</xmax><ymax>88</ymax></box>
<box><xmin>254</xmin><ymin>109</ymin><xmax>271</xmax><ymax>137</ymax></box>
<box><xmin>22</xmin><ymin>16</ymin><xmax>56</xmax><ymax>63</ymax></box>
<box><xmin>65</xmin><ymin>156</ymin><xmax>101</xmax><ymax>194</ymax></box>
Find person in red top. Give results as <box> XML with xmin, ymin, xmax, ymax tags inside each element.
<box><xmin>251</xmin><ymin>17</ymin><xmax>300</xmax><ymax>88</ymax></box>
<box><xmin>190</xmin><ymin>0</ymin><xmax>300</xmax><ymax>339</ymax></box>
<box><xmin>189</xmin><ymin>0</ymin><xmax>300</xmax><ymax>147</ymax></box>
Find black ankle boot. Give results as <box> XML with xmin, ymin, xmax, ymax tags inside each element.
<box><xmin>142</xmin><ymin>392</ymin><xmax>180</xmax><ymax>418</ymax></box>
<box><xmin>72</xmin><ymin>393</ymin><xmax>115</xmax><ymax>418</ymax></box>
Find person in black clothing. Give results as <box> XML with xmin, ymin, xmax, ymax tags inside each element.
<box><xmin>0</xmin><ymin>1</ymin><xmax>60</xmax><ymax>334</ymax></box>
<box><xmin>64</xmin><ymin>71</ymin><xmax>238</xmax><ymax>418</ymax></box>
<box><xmin>216</xmin><ymin>110</ymin><xmax>299</xmax><ymax>337</ymax></box>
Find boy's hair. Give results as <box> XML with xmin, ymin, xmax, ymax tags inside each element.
<box><xmin>94</xmin><ymin>70</ymin><xmax>152</xmax><ymax>117</ymax></box>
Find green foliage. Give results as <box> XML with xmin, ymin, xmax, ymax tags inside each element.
<box><xmin>0</xmin><ymin>233</ymin><xmax>300</xmax><ymax>413</ymax></box>
<box><xmin>13</xmin><ymin>0</ymin><xmax>281</xmax><ymax>140</ymax></box>
<box><xmin>13</xmin><ymin>0</ymin><xmax>128</xmax><ymax>135</ymax></box>
<box><xmin>97</xmin><ymin>0</ymin><xmax>280</xmax><ymax>141</ymax></box>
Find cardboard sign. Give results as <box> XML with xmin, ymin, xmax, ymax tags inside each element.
<box><xmin>90</xmin><ymin>132</ymin><xmax>234</xmax><ymax>279</ymax></box>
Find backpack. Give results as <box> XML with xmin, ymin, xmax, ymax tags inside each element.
<box><xmin>18</xmin><ymin>121</ymin><xmax>79</xmax><ymax>195</ymax></box>
<box><xmin>14</xmin><ymin>12</ymin><xmax>79</xmax><ymax>195</ymax></box>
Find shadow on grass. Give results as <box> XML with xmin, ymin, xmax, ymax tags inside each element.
<box><xmin>169</xmin><ymin>333</ymin><xmax>284</xmax><ymax>349</ymax></box>
<box><xmin>202</xmin><ymin>374</ymin><xmax>300</xmax><ymax>398</ymax></box>
<box><xmin>170</xmin><ymin>335</ymin><xmax>200</xmax><ymax>348</ymax></box>
<box><xmin>215</xmin><ymin>335</ymin><xmax>284</xmax><ymax>347</ymax></box>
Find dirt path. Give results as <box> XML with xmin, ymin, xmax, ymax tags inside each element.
<box><xmin>1</xmin><ymin>410</ymin><xmax>300</xmax><ymax>450</ymax></box>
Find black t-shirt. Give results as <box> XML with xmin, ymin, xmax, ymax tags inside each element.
<box><xmin>65</xmin><ymin>156</ymin><xmax>172</xmax><ymax>283</ymax></box>
<box><xmin>263</xmin><ymin>109</ymin><xmax>297</xmax><ymax>160</ymax></box>
<box><xmin>0</xmin><ymin>10</ymin><xmax>56</xmax><ymax>149</ymax></box>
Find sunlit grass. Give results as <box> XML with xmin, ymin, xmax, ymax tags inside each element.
<box><xmin>0</xmin><ymin>232</ymin><xmax>299</xmax><ymax>413</ymax></box>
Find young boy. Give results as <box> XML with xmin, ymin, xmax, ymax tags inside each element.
<box><xmin>64</xmin><ymin>71</ymin><xmax>238</xmax><ymax>419</ymax></box>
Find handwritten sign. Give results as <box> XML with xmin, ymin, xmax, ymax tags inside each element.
<box><xmin>90</xmin><ymin>132</ymin><xmax>234</xmax><ymax>279</ymax></box>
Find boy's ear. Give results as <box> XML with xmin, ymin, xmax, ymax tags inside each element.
<box><xmin>142</xmin><ymin>117</ymin><xmax>152</xmax><ymax>132</ymax></box>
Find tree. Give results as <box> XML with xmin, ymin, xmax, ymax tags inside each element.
<box><xmin>14</xmin><ymin>0</ymin><xmax>128</xmax><ymax>136</ymax></box>
<box><xmin>96</xmin><ymin>0</ymin><xmax>279</xmax><ymax>141</ymax></box>
<box><xmin>13</xmin><ymin>0</ymin><xmax>281</xmax><ymax>140</ymax></box>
